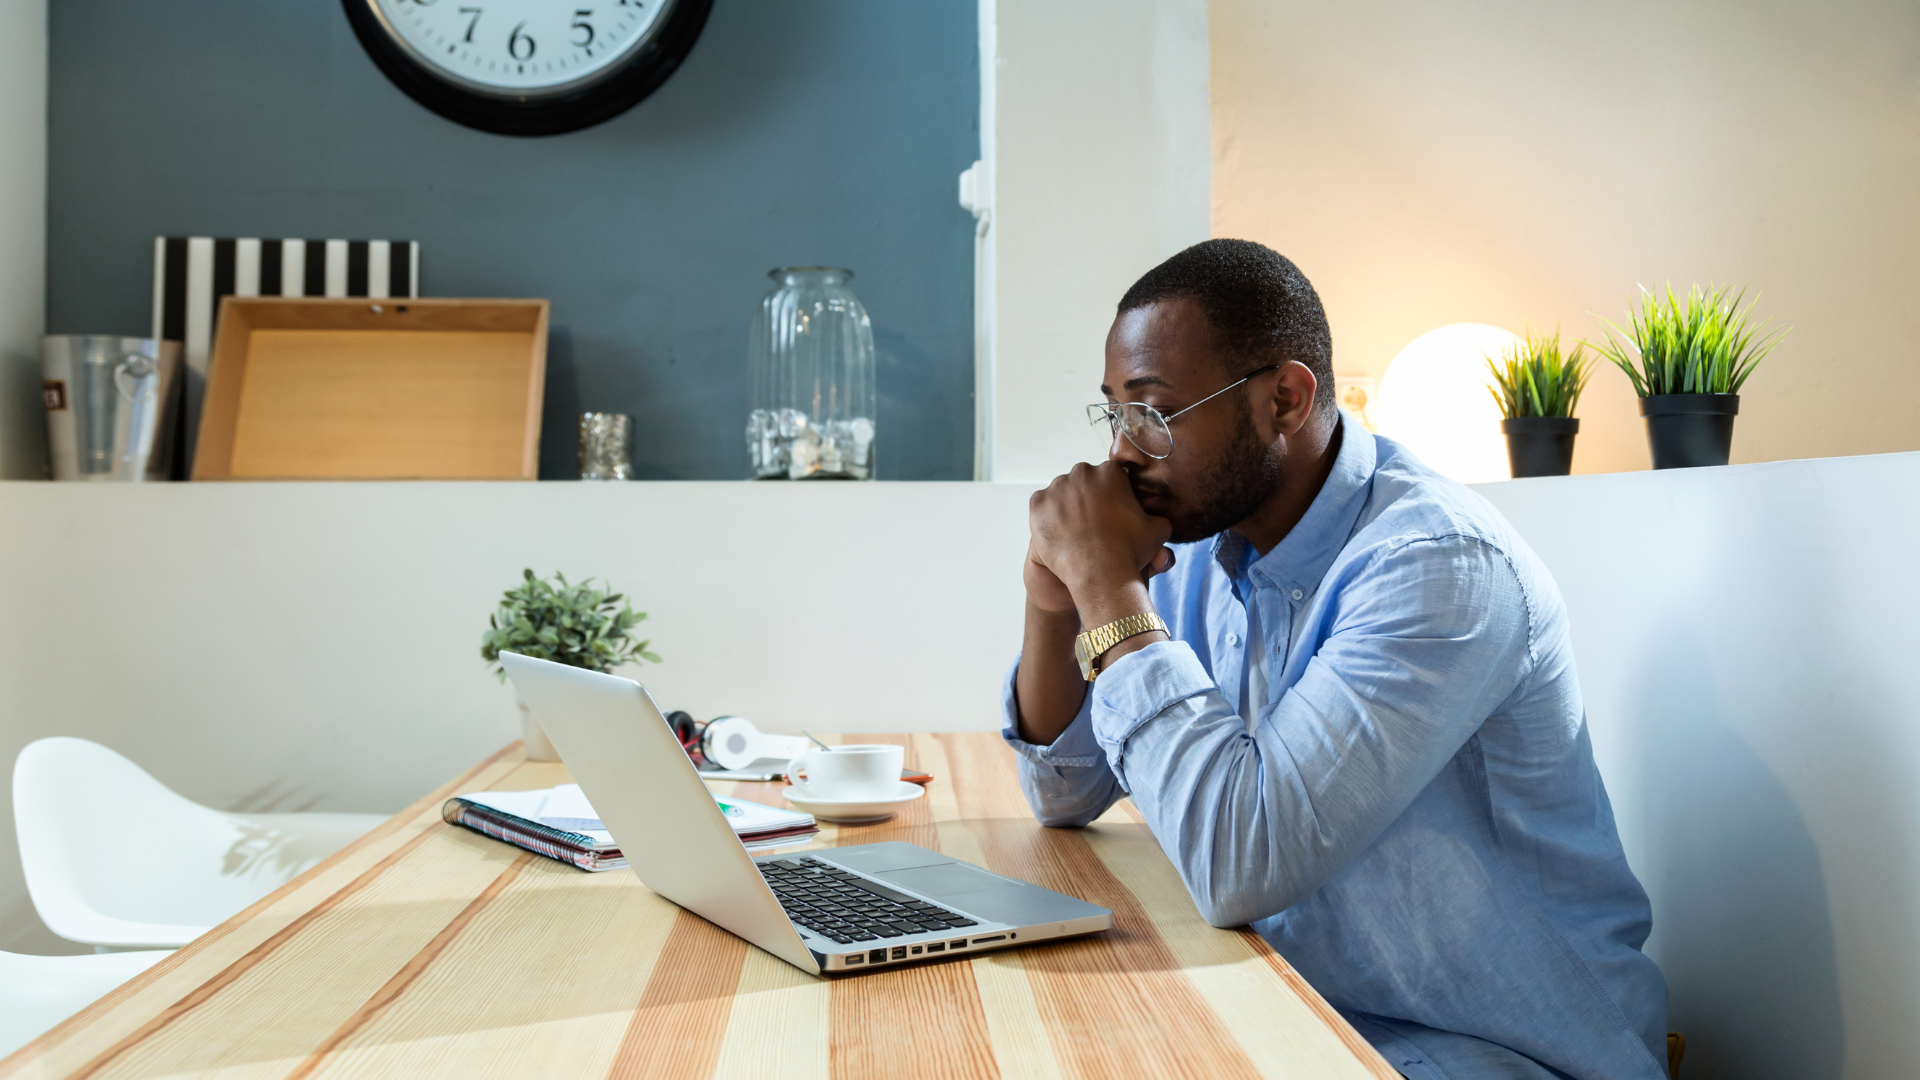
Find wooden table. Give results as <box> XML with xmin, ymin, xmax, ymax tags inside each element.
<box><xmin>2</xmin><ymin>734</ymin><xmax>1396</xmax><ymax>1079</ymax></box>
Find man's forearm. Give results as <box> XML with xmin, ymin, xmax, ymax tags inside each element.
<box><xmin>1013</xmin><ymin>603</ymin><xmax>1086</xmax><ymax>746</ymax></box>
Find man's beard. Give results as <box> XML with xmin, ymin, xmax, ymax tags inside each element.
<box><xmin>1139</xmin><ymin>407</ymin><xmax>1280</xmax><ymax>544</ymax></box>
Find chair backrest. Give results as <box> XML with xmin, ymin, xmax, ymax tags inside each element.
<box><xmin>12</xmin><ymin>737</ymin><xmax>301</xmax><ymax>939</ymax></box>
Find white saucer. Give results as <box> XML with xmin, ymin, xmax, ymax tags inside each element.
<box><xmin>781</xmin><ymin>780</ymin><xmax>925</xmax><ymax>823</ymax></box>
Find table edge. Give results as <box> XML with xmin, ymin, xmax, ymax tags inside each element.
<box><xmin>0</xmin><ymin>741</ymin><xmax>529</xmax><ymax>1075</ymax></box>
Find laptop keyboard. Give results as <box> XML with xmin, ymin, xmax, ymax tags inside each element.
<box><xmin>759</xmin><ymin>856</ymin><xmax>979</xmax><ymax>945</ymax></box>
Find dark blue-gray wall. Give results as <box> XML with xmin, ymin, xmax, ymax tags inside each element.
<box><xmin>47</xmin><ymin>1</ymin><xmax>977</xmax><ymax>479</ymax></box>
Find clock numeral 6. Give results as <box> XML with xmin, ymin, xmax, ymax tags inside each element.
<box><xmin>508</xmin><ymin>20</ymin><xmax>535</xmax><ymax>60</ymax></box>
<box><xmin>572</xmin><ymin>10</ymin><xmax>595</xmax><ymax>47</ymax></box>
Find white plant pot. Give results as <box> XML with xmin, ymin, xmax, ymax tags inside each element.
<box><xmin>514</xmin><ymin>687</ymin><xmax>560</xmax><ymax>762</ymax></box>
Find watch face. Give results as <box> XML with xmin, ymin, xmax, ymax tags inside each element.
<box><xmin>368</xmin><ymin>0</ymin><xmax>672</xmax><ymax>98</ymax></box>
<box><xmin>344</xmin><ymin>0</ymin><xmax>711</xmax><ymax>136</ymax></box>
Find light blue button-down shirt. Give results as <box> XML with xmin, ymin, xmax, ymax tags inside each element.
<box><xmin>1003</xmin><ymin>420</ymin><xmax>1668</xmax><ymax>1080</ymax></box>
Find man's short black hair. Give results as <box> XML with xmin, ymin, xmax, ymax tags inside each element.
<box><xmin>1117</xmin><ymin>239</ymin><xmax>1335</xmax><ymax>412</ymax></box>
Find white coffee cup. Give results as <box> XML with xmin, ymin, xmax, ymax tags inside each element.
<box><xmin>788</xmin><ymin>744</ymin><xmax>904</xmax><ymax>802</ymax></box>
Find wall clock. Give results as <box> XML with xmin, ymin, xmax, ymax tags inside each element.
<box><xmin>344</xmin><ymin>0</ymin><xmax>712</xmax><ymax>136</ymax></box>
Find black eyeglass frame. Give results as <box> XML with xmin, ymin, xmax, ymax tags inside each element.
<box><xmin>1086</xmin><ymin>364</ymin><xmax>1282</xmax><ymax>460</ymax></box>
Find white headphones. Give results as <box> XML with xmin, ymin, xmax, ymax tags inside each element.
<box><xmin>699</xmin><ymin>715</ymin><xmax>811</xmax><ymax>771</ymax></box>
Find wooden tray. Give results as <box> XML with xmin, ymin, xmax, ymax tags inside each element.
<box><xmin>191</xmin><ymin>297</ymin><xmax>547</xmax><ymax>480</ymax></box>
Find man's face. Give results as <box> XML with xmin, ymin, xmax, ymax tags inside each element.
<box><xmin>1100</xmin><ymin>297</ymin><xmax>1279</xmax><ymax>544</ymax></box>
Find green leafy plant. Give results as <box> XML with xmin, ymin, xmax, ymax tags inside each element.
<box><xmin>1586</xmin><ymin>284</ymin><xmax>1787</xmax><ymax>397</ymax></box>
<box><xmin>480</xmin><ymin>569</ymin><xmax>659</xmax><ymax>681</ymax></box>
<box><xmin>1487</xmin><ymin>327</ymin><xmax>1591</xmax><ymax>419</ymax></box>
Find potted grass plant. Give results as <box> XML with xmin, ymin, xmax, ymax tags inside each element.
<box><xmin>480</xmin><ymin>569</ymin><xmax>660</xmax><ymax>761</ymax></box>
<box><xmin>1488</xmin><ymin>328</ymin><xmax>1591</xmax><ymax>478</ymax></box>
<box><xmin>1587</xmin><ymin>284</ymin><xmax>1788</xmax><ymax>469</ymax></box>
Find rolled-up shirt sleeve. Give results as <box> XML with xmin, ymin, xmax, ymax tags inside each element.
<box><xmin>999</xmin><ymin>657</ymin><xmax>1126</xmax><ymax>827</ymax></box>
<box><xmin>1088</xmin><ymin>534</ymin><xmax>1534</xmax><ymax>928</ymax></box>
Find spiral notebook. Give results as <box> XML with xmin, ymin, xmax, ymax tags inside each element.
<box><xmin>443</xmin><ymin>783</ymin><xmax>817</xmax><ymax>872</ymax></box>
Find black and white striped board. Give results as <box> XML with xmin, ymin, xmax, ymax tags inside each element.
<box><xmin>150</xmin><ymin>237</ymin><xmax>421</xmax><ymax>477</ymax></box>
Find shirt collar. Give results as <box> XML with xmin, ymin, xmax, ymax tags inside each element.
<box><xmin>1210</xmin><ymin>413</ymin><xmax>1377</xmax><ymax>597</ymax></box>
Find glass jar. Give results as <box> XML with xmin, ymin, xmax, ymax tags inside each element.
<box><xmin>746</xmin><ymin>267</ymin><xmax>876</xmax><ymax>480</ymax></box>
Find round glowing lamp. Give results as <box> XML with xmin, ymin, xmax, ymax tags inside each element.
<box><xmin>1373</xmin><ymin>323</ymin><xmax>1520</xmax><ymax>485</ymax></box>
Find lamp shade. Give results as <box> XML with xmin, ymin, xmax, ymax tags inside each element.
<box><xmin>1373</xmin><ymin>323</ymin><xmax>1519</xmax><ymax>485</ymax></box>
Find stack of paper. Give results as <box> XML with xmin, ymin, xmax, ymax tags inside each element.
<box><xmin>442</xmin><ymin>783</ymin><xmax>817</xmax><ymax>872</ymax></box>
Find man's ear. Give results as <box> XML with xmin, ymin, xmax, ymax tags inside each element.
<box><xmin>1272</xmin><ymin>361</ymin><xmax>1318</xmax><ymax>437</ymax></box>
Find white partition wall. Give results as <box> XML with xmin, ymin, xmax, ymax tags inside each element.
<box><xmin>0</xmin><ymin>482</ymin><xmax>1038</xmax><ymax>950</ymax></box>
<box><xmin>0</xmin><ymin>0</ymin><xmax>47</xmax><ymax>479</ymax></box>
<box><xmin>3</xmin><ymin>454</ymin><xmax>1918</xmax><ymax>1063</ymax></box>
<box><xmin>982</xmin><ymin>0</ymin><xmax>1212</xmax><ymax>482</ymax></box>
<box><xmin>1479</xmin><ymin>452</ymin><xmax>1920</xmax><ymax>1080</ymax></box>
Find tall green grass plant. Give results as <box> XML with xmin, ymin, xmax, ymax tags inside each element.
<box><xmin>1487</xmin><ymin>327</ymin><xmax>1590</xmax><ymax>419</ymax></box>
<box><xmin>1587</xmin><ymin>284</ymin><xmax>1786</xmax><ymax>397</ymax></box>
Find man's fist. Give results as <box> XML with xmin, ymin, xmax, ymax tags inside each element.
<box><xmin>1027</xmin><ymin>461</ymin><xmax>1176</xmax><ymax>612</ymax></box>
<box><xmin>1024</xmin><ymin>543</ymin><xmax>1079</xmax><ymax>613</ymax></box>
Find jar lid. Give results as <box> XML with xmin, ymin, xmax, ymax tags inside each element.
<box><xmin>769</xmin><ymin>266</ymin><xmax>854</xmax><ymax>280</ymax></box>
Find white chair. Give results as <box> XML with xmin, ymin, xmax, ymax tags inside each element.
<box><xmin>0</xmin><ymin>948</ymin><xmax>170</xmax><ymax>1058</ymax></box>
<box><xmin>13</xmin><ymin>737</ymin><xmax>387</xmax><ymax>949</ymax></box>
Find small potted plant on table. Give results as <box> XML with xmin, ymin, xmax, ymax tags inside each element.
<box><xmin>480</xmin><ymin>569</ymin><xmax>660</xmax><ymax>761</ymax></box>
<box><xmin>1588</xmin><ymin>284</ymin><xmax>1787</xmax><ymax>469</ymax></box>
<box><xmin>1488</xmin><ymin>328</ymin><xmax>1591</xmax><ymax>478</ymax></box>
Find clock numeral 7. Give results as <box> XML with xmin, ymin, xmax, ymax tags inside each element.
<box><xmin>458</xmin><ymin>6</ymin><xmax>481</xmax><ymax>44</ymax></box>
<box><xmin>572</xmin><ymin>10</ymin><xmax>594</xmax><ymax>47</ymax></box>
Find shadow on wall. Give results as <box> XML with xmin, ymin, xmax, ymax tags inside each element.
<box><xmin>1630</xmin><ymin>627</ymin><xmax>1844</xmax><ymax>1080</ymax></box>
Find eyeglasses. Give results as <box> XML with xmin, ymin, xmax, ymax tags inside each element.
<box><xmin>1086</xmin><ymin>364</ymin><xmax>1280</xmax><ymax>460</ymax></box>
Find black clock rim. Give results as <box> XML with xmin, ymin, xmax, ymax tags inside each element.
<box><xmin>342</xmin><ymin>0</ymin><xmax>713</xmax><ymax>137</ymax></box>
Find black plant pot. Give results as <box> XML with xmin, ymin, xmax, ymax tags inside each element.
<box><xmin>1501</xmin><ymin>417</ymin><xmax>1579</xmax><ymax>478</ymax></box>
<box><xmin>1639</xmin><ymin>394</ymin><xmax>1739</xmax><ymax>469</ymax></box>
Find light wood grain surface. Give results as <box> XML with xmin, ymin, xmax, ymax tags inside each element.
<box><xmin>1</xmin><ymin>734</ymin><xmax>1396</xmax><ymax>1080</ymax></box>
<box><xmin>193</xmin><ymin>297</ymin><xmax>547</xmax><ymax>481</ymax></box>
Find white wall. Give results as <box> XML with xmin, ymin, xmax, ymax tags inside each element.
<box><xmin>0</xmin><ymin>0</ymin><xmax>46</xmax><ymax>479</ymax></box>
<box><xmin>5</xmin><ymin>456</ymin><xmax>1918</xmax><ymax>1078</ymax></box>
<box><xmin>984</xmin><ymin>0</ymin><xmax>1212</xmax><ymax>482</ymax></box>
<box><xmin>1210</xmin><ymin>0</ymin><xmax>1920</xmax><ymax>475</ymax></box>
<box><xmin>1479</xmin><ymin>452</ymin><xmax>1920</xmax><ymax>1080</ymax></box>
<box><xmin>0</xmin><ymin>481</ymin><xmax>1036</xmax><ymax>951</ymax></box>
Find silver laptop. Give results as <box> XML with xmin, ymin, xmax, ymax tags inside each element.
<box><xmin>500</xmin><ymin>651</ymin><xmax>1112</xmax><ymax>974</ymax></box>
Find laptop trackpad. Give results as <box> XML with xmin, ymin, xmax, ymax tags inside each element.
<box><xmin>877</xmin><ymin>863</ymin><xmax>1089</xmax><ymax>925</ymax></box>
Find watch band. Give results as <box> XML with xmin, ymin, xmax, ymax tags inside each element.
<box><xmin>1074</xmin><ymin>613</ymin><xmax>1169</xmax><ymax>681</ymax></box>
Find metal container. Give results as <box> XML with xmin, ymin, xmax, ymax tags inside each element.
<box><xmin>41</xmin><ymin>336</ymin><xmax>181</xmax><ymax>482</ymax></box>
<box><xmin>578</xmin><ymin>412</ymin><xmax>634</xmax><ymax>480</ymax></box>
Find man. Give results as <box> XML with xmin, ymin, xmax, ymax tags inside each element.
<box><xmin>1007</xmin><ymin>239</ymin><xmax>1668</xmax><ymax>1080</ymax></box>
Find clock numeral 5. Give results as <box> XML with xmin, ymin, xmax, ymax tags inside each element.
<box><xmin>572</xmin><ymin>10</ymin><xmax>595</xmax><ymax>47</ymax></box>
<box><xmin>508</xmin><ymin>20</ymin><xmax>536</xmax><ymax>60</ymax></box>
<box><xmin>458</xmin><ymin>6</ymin><xmax>481</xmax><ymax>44</ymax></box>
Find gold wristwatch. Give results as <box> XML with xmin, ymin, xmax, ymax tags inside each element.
<box><xmin>1074</xmin><ymin>613</ymin><xmax>1169</xmax><ymax>681</ymax></box>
